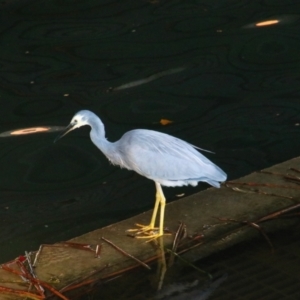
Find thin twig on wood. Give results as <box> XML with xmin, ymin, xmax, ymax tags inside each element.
<box><xmin>101</xmin><ymin>237</ymin><xmax>151</xmax><ymax>270</ymax></box>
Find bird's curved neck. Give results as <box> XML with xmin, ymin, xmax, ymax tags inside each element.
<box><xmin>89</xmin><ymin>118</ymin><xmax>112</xmax><ymax>155</ymax></box>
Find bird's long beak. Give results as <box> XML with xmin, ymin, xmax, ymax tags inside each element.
<box><xmin>54</xmin><ymin>123</ymin><xmax>76</xmax><ymax>143</ymax></box>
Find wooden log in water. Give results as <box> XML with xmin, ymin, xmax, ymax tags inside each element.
<box><xmin>1</xmin><ymin>157</ymin><xmax>300</xmax><ymax>299</ymax></box>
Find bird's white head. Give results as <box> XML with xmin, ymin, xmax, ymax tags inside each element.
<box><xmin>55</xmin><ymin>110</ymin><xmax>96</xmax><ymax>142</ymax></box>
<box><xmin>69</xmin><ymin>110</ymin><xmax>92</xmax><ymax>129</ymax></box>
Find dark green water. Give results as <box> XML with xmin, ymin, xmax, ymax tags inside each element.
<box><xmin>80</xmin><ymin>226</ymin><xmax>300</xmax><ymax>299</ymax></box>
<box><xmin>0</xmin><ymin>0</ymin><xmax>300</xmax><ymax>298</ymax></box>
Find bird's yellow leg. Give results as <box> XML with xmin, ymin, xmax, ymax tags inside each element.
<box><xmin>127</xmin><ymin>182</ymin><xmax>161</xmax><ymax>234</ymax></box>
<box><xmin>134</xmin><ymin>183</ymin><xmax>167</xmax><ymax>240</ymax></box>
<box><xmin>158</xmin><ymin>183</ymin><xmax>166</xmax><ymax>237</ymax></box>
<box><xmin>149</xmin><ymin>185</ymin><xmax>161</xmax><ymax>228</ymax></box>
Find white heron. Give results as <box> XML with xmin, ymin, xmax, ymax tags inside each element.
<box><xmin>55</xmin><ymin>110</ymin><xmax>227</xmax><ymax>239</ymax></box>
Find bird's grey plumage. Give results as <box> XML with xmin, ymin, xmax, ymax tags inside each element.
<box><xmin>112</xmin><ymin>129</ymin><xmax>226</xmax><ymax>188</ymax></box>
<box><xmin>59</xmin><ymin>110</ymin><xmax>226</xmax><ymax>188</ymax></box>
<box><xmin>55</xmin><ymin>110</ymin><xmax>227</xmax><ymax>239</ymax></box>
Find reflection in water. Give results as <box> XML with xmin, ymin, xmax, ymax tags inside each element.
<box><xmin>111</xmin><ymin>66</ymin><xmax>187</xmax><ymax>91</ymax></box>
<box><xmin>156</xmin><ymin>274</ymin><xmax>227</xmax><ymax>300</ymax></box>
<box><xmin>0</xmin><ymin>126</ymin><xmax>65</xmax><ymax>137</ymax></box>
<box><xmin>243</xmin><ymin>15</ymin><xmax>300</xmax><ymax>28</ymax></box>
<box><xmin>256</xmin><ymin>20</ymin><xmax>279</xmax><ymax>27</ymax></box>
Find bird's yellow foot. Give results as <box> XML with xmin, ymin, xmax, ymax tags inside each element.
<box><xmin>126</xmin><ymin>224</ymin><xmax>170</xmax><ymax>241</ymax></box>
<box><xmin>135</xmin><ymin>232</ymin><xmax>163</xmax><ymax>242</ymax></box>
<box><xmin>126</xmin><ymin>223</ymin><xmax>159</xmax><ymax>239</ymax></box>
<box><xmin>127</xmin><ymin>223</ymin><xmax>157</xmax><ymax>233</ymax></box>
<box><xmin>127</xmin><ymin>223</ymin><xmax>162</xmax><ymax>240</ymax></box>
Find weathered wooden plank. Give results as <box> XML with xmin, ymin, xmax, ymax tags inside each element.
<box><xmin>1</xmin><ymin>157</ymin><xmax>300</xmax><ymax>299</ymax></box>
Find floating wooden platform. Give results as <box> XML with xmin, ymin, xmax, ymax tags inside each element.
<box><xmin>1</xmin><ymin>157</ymin><xmax>300</xmax><ymax>299</ymax></box>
